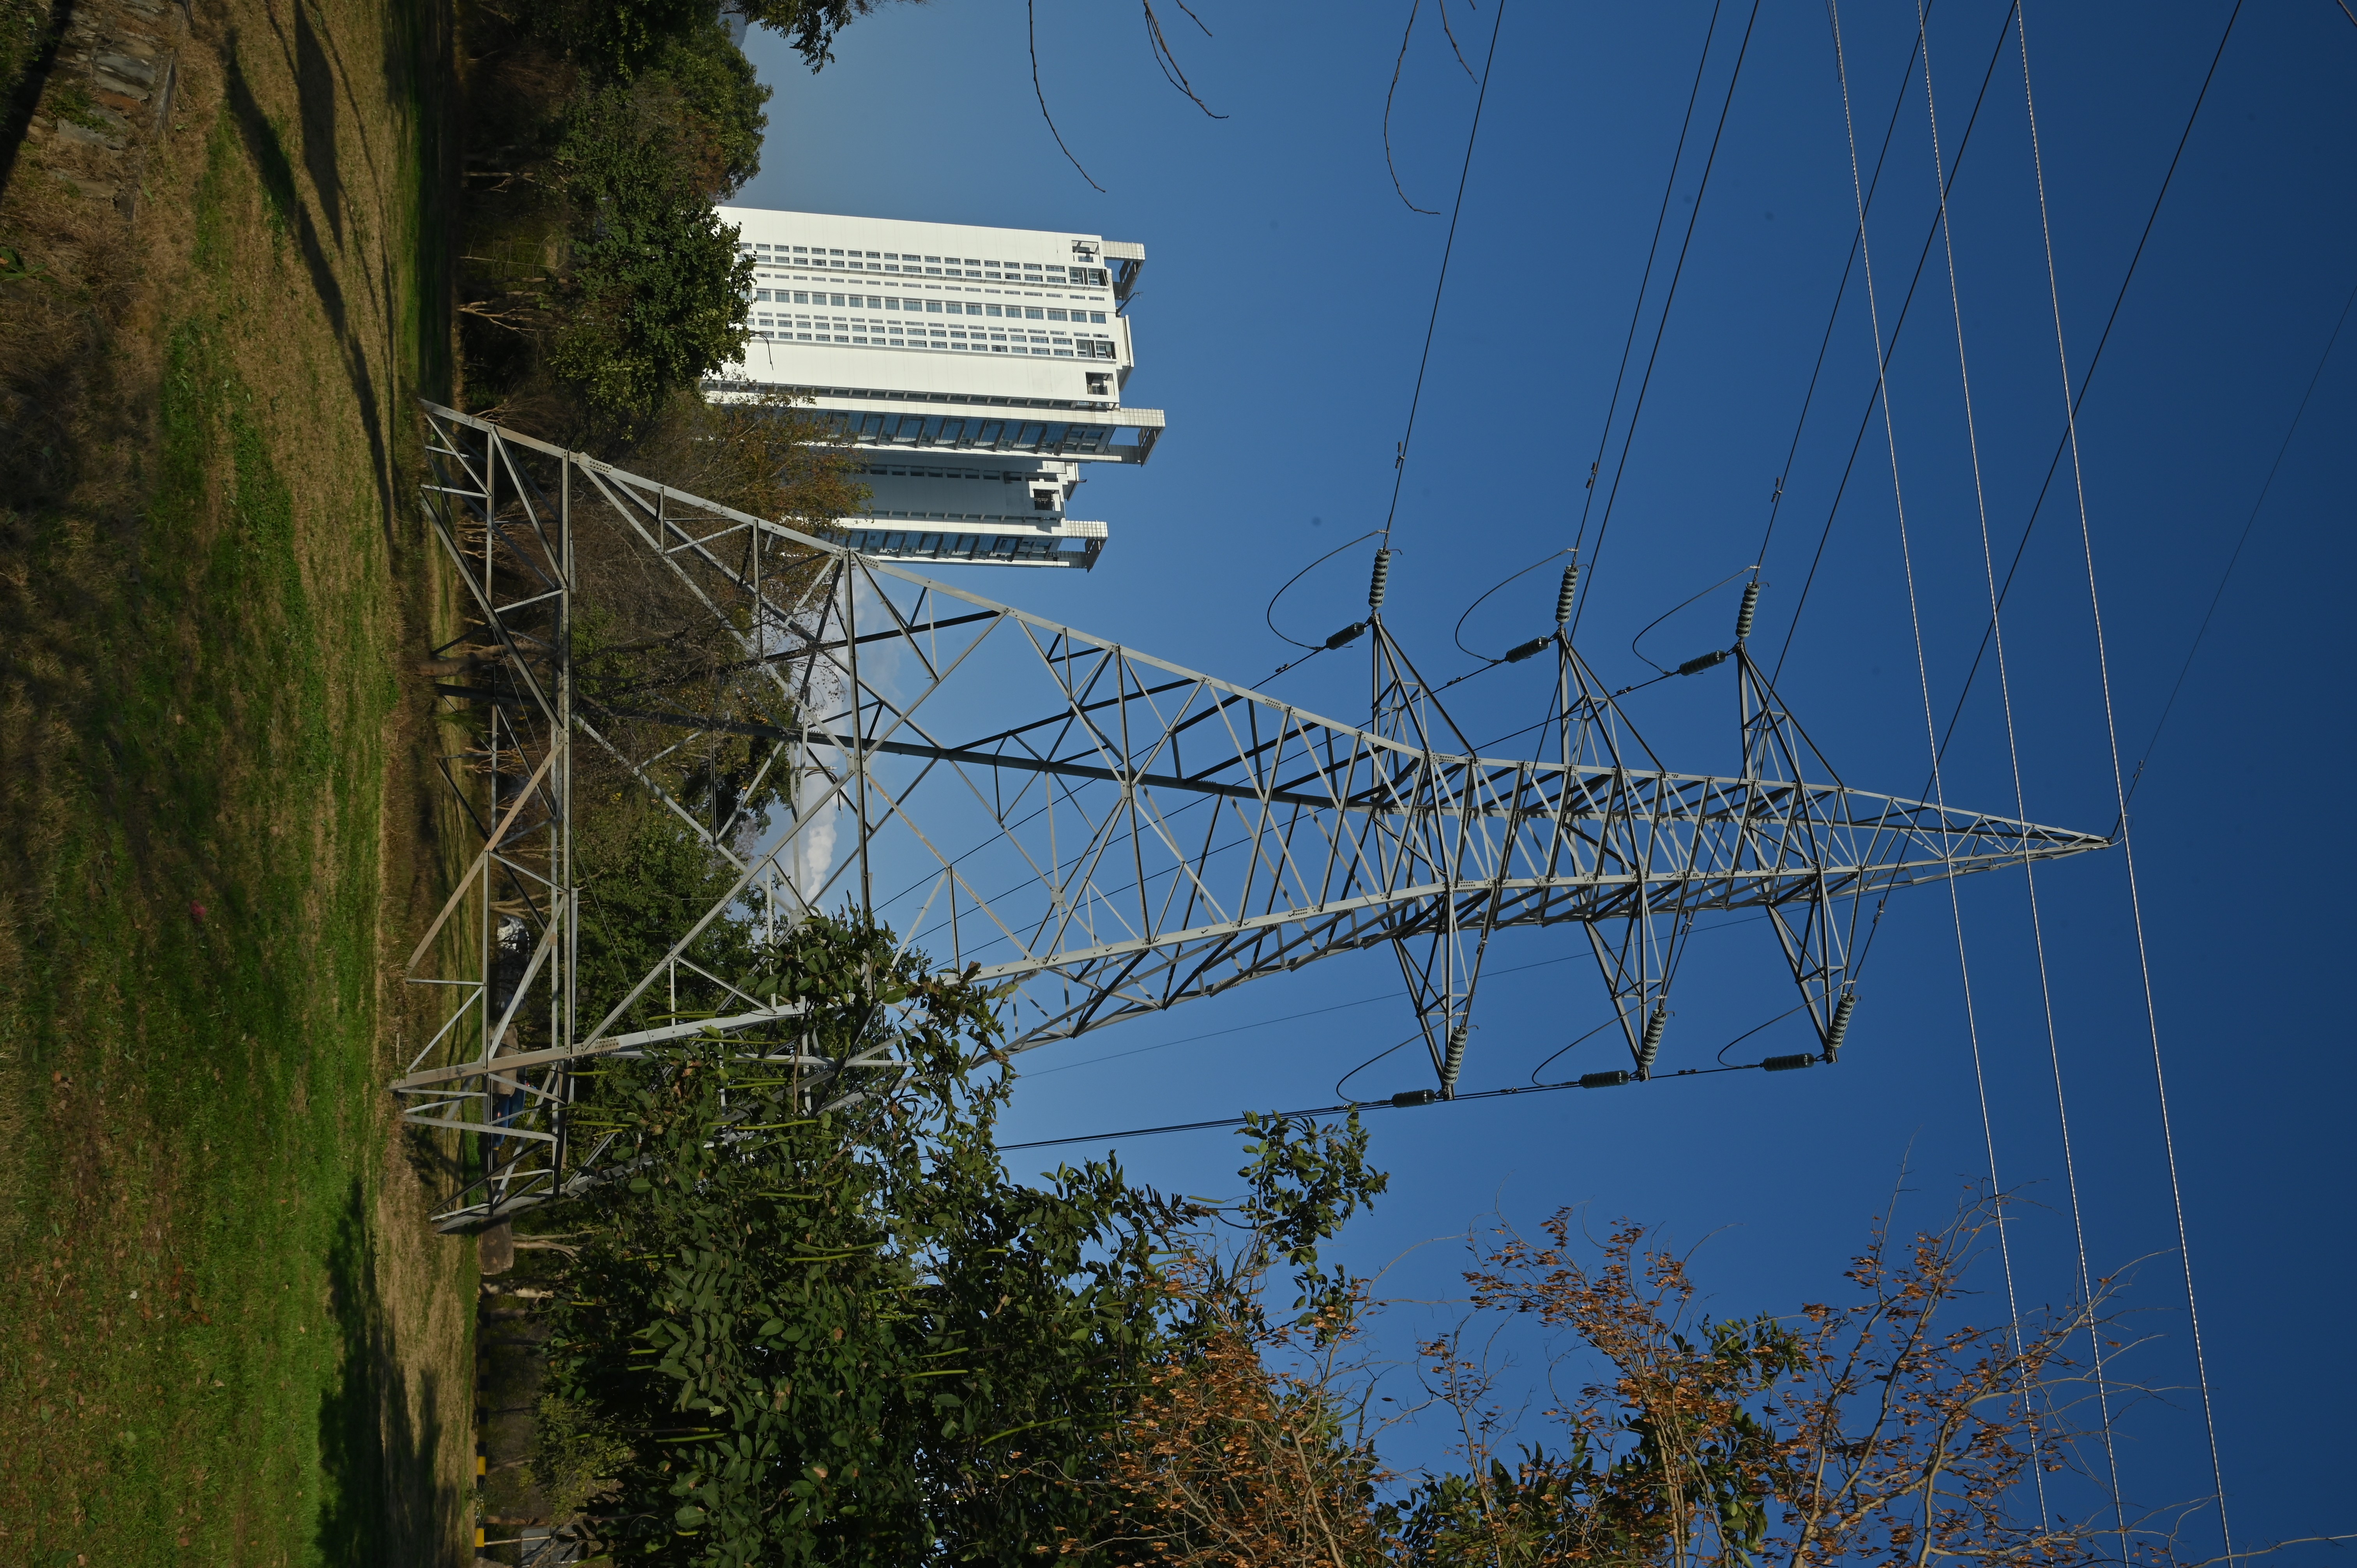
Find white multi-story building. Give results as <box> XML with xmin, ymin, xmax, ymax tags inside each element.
<box><xmin>706</xmin><ymin>208</ymin><xmax>1163</xmax><ymax>570</ymax></box>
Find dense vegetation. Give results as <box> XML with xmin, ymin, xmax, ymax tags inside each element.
<box><xmin>525</xmin><ymin>922</ymin><xmax>1389</xmax><ymax>1566</ymax></box>
<box><xmin>504</xmin><ymin>904</ymin><xmax>2129</xmax><ymax>1567</ymax></box>
<box><xmin>453</xmin><ymin>0</ymin><xmax>883</xmax><ymax>435</ymax></box>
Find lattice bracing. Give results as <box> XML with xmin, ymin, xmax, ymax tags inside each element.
<box><xmin>398</xmin><ymin>404</ymin><xmax>2110</xmax><ymax>1226</ymax></box>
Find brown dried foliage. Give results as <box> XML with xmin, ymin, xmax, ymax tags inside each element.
<box><xmin>1411</xmin><ymin>1194</ymin><xmax>2124</xmax><ymax>1568</ymax></box>
<box><xmin>1078</xmin><ymin>1263</ymin><xmax>1396</xmax><ymax>1568</ymax></box>
<box><xmin>1067</xmin><ymin>1194</ymin><xmax>2155</xmax><ymax>1568</ymax></box>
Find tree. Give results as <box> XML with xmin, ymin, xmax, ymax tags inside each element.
<box><xmin>534</xmin><ymin>915</ymin><xmax>1392</xmax><ymax>1566</ymax></box>
<box><xmin>1071</xmin><ymin>1119</ymin><xmax>1399</xmax><ymax>1568</ymax></box>
<box><xmin>541</xmin><ymin>78</ymin><xmax>755</xmax><ymax>431</ymax></box>
<box><xmin>456</xmin><ymin>0</ymin><xmax>807</xmax><ymax>431</ymax></box>
<box><xmin>1074</xmin><ymin>1190</ymin><xmax>2166</xmax><ymax>1568</ymax></box>
<box><xmin>518</xmin><ymin>904</ymin><xmax>2152</xmax><ymax>1568</ymax></box>
<box><xmin>1398</xmin><ymin>1198</ymin><xmax>2123</xmax><ymax>1568</ymax></box>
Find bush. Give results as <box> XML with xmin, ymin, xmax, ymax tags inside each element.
<box><xmin>530</xmin><ymin>1392</ymin><xmax>635</xmax><ymax>1524</ymax></box>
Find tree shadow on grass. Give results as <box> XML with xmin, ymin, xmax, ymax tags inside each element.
<box><xmin>294</xmin><ymin>3</ymin><xmax>343</xmax><ymax>248</ymax></box>
<box><xmin>319</xmin><ymin>1177</ymin><xmax>460</xmax><ymax>1566</ymax></box>
<box><xmin>218</xmin><ymin>34</ymin><xmax>395</xmax><ymax>531</ymax></box>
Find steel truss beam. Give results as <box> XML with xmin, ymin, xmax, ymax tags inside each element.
<box><xmin>398</xmin><ymin>404</ymin><xmax>2110</xmax><ymax>1227</ymax></box>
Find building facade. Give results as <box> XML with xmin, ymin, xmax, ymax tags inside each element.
<box><xmin>705</xmin><ymin>208</ymin><xmax>1161</xmax><ymax>570</ymax></box>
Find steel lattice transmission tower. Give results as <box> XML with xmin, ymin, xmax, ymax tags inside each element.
<box><xmin>395</xmin><ymin>405</ymin><xmax>2110</xmax><ymax>1228</ymax></box>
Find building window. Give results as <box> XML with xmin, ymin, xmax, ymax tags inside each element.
<box><xmin>1089</xmin><ymin>312</ymin><xmax>1107</xmax><ymax>323</ymax></box>
<box><xmin>1047</xmin><ymin>309</ymin><xmax>1067</xmax><ymax>321</ymax></box>
<box><xmin>866</xmin><ymin>296</ymin><xmax>882</xmax><ymax>308</ymax></box>
<box><xmin>1086</xmin><ymin>372</ymin><xmax>1110</xmax><ymax>395</ymax></box>
<box><xmin>926</xmin><ymin>300</ymin><xmax>942</xmax><ymax>313</ymax></box>
<box><xmin>1025</xmin><ymin>307</ymin><xmax>1045</xmax><ymax>320</ymax></box>
<box><xmin>985</xmin><ymin>304</ymin><xmax>1003</xmax><ymax>317</ymax></box>
<box><xmin>794</xmin><ymin>291</ymin><xmax>810</xmax><ymax>304</ymax></box>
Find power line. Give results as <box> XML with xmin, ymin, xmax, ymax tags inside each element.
<box><xmin>1017</xmin><ymin>950</ymin><xmax>1587</xmax><ymax>1081</ymax></box>
<box><xmin>2018</xmin><ymin>2</ymin><xmax>2245</xmax><ymax>1555</ymax></box>
<box><xmin>1768</xmin><ymin>1</ymin><xmax>2026</xmax><ymax>685</ymax></box>
<box><xmin>1019</xmin><ymin>992</ymin><xmax>1397</xmax><ymax>1079</ymax></box>
<box><xmin>1912</xmin><ymin>0</ymin><xmax>2256</xmax><ymax>780</ymax></box>
<box><xmin>998</xmin><ymin>1056</ymin><xmax>1783</xmax><ymax>1154</ymax></box>
<box><xmin>1380</xmin><ymin>0</ymin><xmax>1507</xmax><ymax>546</ymax></box>
<box><xmin>1909</xmin><ymin>0</ymin><xmax>2059</xmax><ymax>1518</ymax></box>
<box><xmin>1569</xmin><ymin>0</ymin><xmax>1764</xmax><ymax>640</ymax></box>
<box><xmin>2124</xmin><ymin>272</ymin><xmax>2357</xmax><ymax>809</ymax></box>
<box><xmin>1569</xmin><ymin>0</ymin><xmax>1730</xmax><ymax>554</ymax></box>
<box><xmin>1754</xmin><ymin>0</ymin><xmax>1945</xmax><ymax>573</ymax></box>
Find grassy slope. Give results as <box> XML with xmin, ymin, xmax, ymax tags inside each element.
<box><xmin>0</xmin><ymin>0</ymin><xmax>468</xmax><ymax>1561</ymax></box>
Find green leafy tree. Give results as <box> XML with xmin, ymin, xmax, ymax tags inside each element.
<box><xmin>457</xmin><ymin>2</ymin><xmax>792</xmax><ymax>429</ymax></box>
<box><xmin>533</xmin><ymin>913</ymin><xmax>1391</xmax><ymax>1565</ymax></box>
<box><xmin>544</xmin><ymin>78</ymin><xmax>754</xmax><ymax>430</ymax></box>
<box><xmin>572</xmin><ymin>798</ymin><xmax>762</xmax><ymax>1032</ymax></box>
<box><xmin>530</xmin><ymin>1391</ymin><xmax>637</xmax><ymax>1522</ymax></box>
<box><xmin>735</xmin><ymin>0</ymin><xmax>898</xmax><ymax>72</ymax></box>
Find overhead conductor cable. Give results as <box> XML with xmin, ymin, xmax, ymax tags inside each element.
<box><xmin>1911</xmin><ymin>0</ymin><xmax>2060</xmax><ymax>1522</ymax></box>
<box><xmin>2021</xmin><ymin>0</ymin><xmax>2237</xmax><ymax>1551</ymax></box>
<box><xmin>1379</xmin><ymin>0</ymin><xmax>1507</xmax><ymax>548</ymax></box>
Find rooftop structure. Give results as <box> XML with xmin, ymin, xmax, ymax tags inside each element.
<box><xmin>705</xmin><ymin>208</ymin><xmax>1161</xmax><ymax>569</ymax></box>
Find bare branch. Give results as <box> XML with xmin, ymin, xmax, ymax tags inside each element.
<box><xmin>1029</xmin><ymin>0</ymin><xmax>1104</xmax><ymax>192</ymax></box>
<box><xmin>1141</xmin><ymin>0</ymin><xmax>1227</xmax><ymax>118</ymax></box>
<box><xmin>1435</xmin><ymin>0</ymin><xmax>1479</xmax><ymax>82</ymax></box>
<box><xmin>1384</xmin><ymin>0</ymin><xmax>1440</xmax><ymax>214</ymax></box>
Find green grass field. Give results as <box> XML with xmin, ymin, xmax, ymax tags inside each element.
<box><xmin>0</xmin><ymin>0</ymin><xmax>472</xmax><ymax>1559</ymax></box>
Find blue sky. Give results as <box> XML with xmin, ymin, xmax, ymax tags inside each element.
<box><xmin>735</xmin><ymin>0</ymin><xmax>2357</xmax><ymax>1547</ymax></box>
